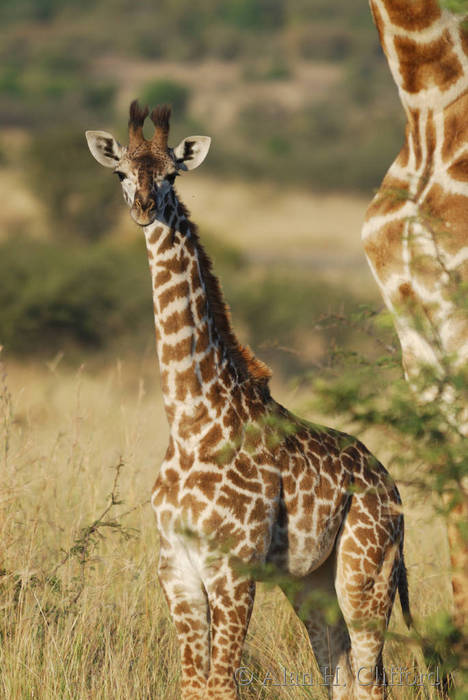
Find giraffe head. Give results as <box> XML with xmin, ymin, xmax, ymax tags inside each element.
<box><xmin>85</xmin><ymin>101</ymin><xmax>211</xmax><ymax>226</ymax></box>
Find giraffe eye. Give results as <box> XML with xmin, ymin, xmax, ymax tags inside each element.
<box><xmin>114</xmin><ymin>171</ymin><xmax>126</xmax><ymax>182</ymax></box>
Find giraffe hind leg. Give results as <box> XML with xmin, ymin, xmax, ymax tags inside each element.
<box><xmin>288</xmin><ymin>517</ymin><xmax>403</xmax><ymax>697</ymax></box>
<box><xmin>334</xmin><ymin>522</ymin><xmax>403</xmax><ymax>698</ymax></box>
<box><xmin>284</xmin><ymin>553</ymin><xmax>353</xmax><ymax>699</ymax></box>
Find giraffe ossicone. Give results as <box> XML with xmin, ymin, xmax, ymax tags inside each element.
<box><xmin>87</xmin><ymin>101</ymin><xmax>409</xmax><ymax>700</ymax></box>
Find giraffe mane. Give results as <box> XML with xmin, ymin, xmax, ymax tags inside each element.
<box><xmin>176</xmin><ymin>199</ymin><xmax>272</xmax><ymax>386</ymax></box>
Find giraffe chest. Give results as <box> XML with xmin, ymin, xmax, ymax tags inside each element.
<box><xmin>152</xmin><ymin>446</ymin><xmax>281</xmax><ymax>563</ymax></box>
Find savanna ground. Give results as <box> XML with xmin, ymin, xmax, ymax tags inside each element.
<box><xmin>0</xmin><ymin>186</ymin><xmax>453</xmax><ymax>699</ymax></box>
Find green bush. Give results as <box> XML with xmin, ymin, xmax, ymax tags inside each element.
<box><xmin>439</xmin><ymin>0</ymin><xmax>468</xmax><ymax>12</ymax></box>
<box><xmin>0</xmin><ymin>233</ymin><xmax>244</xmax><ymax>356</ymax></box>
<box><xmin>0</xmin><ymin>234</ymin><xmax>240</xmax><ymax>356</ymax></box>
<box><xmin>223</xmin><ymin>269</ymin><xmax>370</xmax><ymax>376</ymax></box>
<box><xmin>139</xmin><ymin>80</ymin><xmax>190</xmax><ymax>116</ymax></box>
<box><xmin>0</xmin><ymin>234</ymin><xmax>369</xmax><ymax>375</ymax></box>
<box><xmin>287</xmin><ymin>24</ymin><xmax>354</xmax><ymax>62</ymax></box>
<box><xmin>0</xmin><ymin>0</ymin><xmax>411</xmax><ymax>193</ymax></box>
<box><xmin>0</xmin><ymin>0</ymin><xmax>93</xmax><ymax>23</ymax></box>
<box><xmin>27</xmin><ymin>129</ymin><xmax>121</xmax><ymax>242</ymax></box>
<box><xmin>0</xmin><ymin>238</ymin><xmax>152</xmax><ymax>354</ymax></box>
<box><xmin>229</xmin><ymin>66</ymin><xmax>405</xmax><ymax>191</ymax></box>
<box><xmin>0</xmin><ymin>67</ymin><xmax>24</xmax><ymax>98</ymax></box>
<box><xmin>220</xmin><ymin>0</ymin><xmax>286</xmax><ymax>30</ymax></box>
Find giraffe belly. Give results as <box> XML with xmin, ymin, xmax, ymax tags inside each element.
<box><xmin>268</xmin><ymin>518</ymin><xmax>343</xmax><ymax>579</ymax></box>
<box><xmin>266</xmin><ymin>493</ymin><xmax>349</xmax><ymax>579</ymax></box>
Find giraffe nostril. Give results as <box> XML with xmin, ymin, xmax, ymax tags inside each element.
<box><xmin>135</xmin><ymin>198</ymin><xmax>156</xmax><ymax>213</ymax></box>
<box><xmin>131</xmin><ymin>197</ymin><xmax>157</xmax><ymax>225</ymax></box>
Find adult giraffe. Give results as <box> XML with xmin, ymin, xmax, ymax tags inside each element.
<box><xmin>362</xmin><ymin>0</ymin><xmax>468</xmax><ymax>630</ymax></box>
<box><xmin>86</xmin><ymin>102</ymin><xmax>409</xmax><ymax>699</ymax></box>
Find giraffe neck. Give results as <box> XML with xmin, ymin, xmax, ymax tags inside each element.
<box><xmin>143</xmin><ymin>190</ymin><xmax>271</xmax><ymax>435</ymax></box>
<box><xmin>370</xmin><ymin>0</ymin><xmax>468</xmax><ymax>113</ymax></box>
<box><xmin>363</xmin><ymin>0</ymin><xmax>468</xmax><ymax>395</ymax></box>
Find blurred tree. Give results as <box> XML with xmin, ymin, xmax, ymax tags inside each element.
<box><xmin>139</xmin><ymin>79</ymin><xmax>190</xmax><ymax>117</ymax></box>
<box><xmin>0</xmin><ymin>0</ymin><xmax>414</xmax><ymax>192</ymax></box>
<box><xmin>439</xmin><ymin>0</ymin><xmax>468</xmax><ymax>11</ymax></box>
<box><xmin>27</xmin><ymin>130</ymin><xmax>121</xmax><ymax>241</ymax></box>
<box><xmin>0</xmin><ymin>0</ymin><xmax>93</xmax><ymax>23</ymax></box>
<box><xmin>220</xmin><ymin>0</ymin><xmax>286</xmax><ymax>30</ymax></box>
<box><xmin>0</xmin><ymin>238</ymin><xmax>152</xmax><ymax>353</ymax></box>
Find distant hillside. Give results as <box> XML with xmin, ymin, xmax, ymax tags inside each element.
<box><xmin>0</xmin><ymin>0</ymin><xmax>404</xmax><ymax>193</ymax></box>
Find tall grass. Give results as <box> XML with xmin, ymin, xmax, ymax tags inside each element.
<box><xmin>0</xmin><ymin>354</ymin><xmax>452</xmax><ymax>698</ymax></box>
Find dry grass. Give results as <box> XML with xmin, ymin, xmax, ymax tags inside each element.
<box><xmin>0</xmin><ymin>354</ymin><xmax>452</xmax><ymax>699</ymax></box>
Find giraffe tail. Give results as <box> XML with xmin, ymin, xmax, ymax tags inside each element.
<box><xmin>398</xmin><ymin>547</ymin><xmax>412</xmax><ymax>629</ymax></box>
<box><xmin>398</xmin><ymin>544</ymin><xmax>453</xmax><ymax>697</ymax></box>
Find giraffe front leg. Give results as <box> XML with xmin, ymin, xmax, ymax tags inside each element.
<box><xmin>204</xmin><ymin>559</ymin><xmax>256</xmax><ymax>700</ymax></box>
<box><xmin>158</xmin><ymin>549</ymin><xmax>210</xmax><ymax>700</ymax></box>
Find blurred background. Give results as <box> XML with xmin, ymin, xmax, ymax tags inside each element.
<box><xmin>1</xmin><ymin>7</ymin><xmax>455</xmax><ymax>695</ymax></box>
<box><xmin>0</xmin><ymin>0</ymin><xmax>405</xmax><ymax>377</ymax></box>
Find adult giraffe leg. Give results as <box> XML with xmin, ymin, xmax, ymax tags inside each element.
<box><xmin>203</xmin><ymin>557</ymin><xmax>256</xmax><ymax>700</ymax></box>
<box><xmin>158</xmin><ymin>546</ymin><xmax>210</xmax><ymax>700</ymax></box>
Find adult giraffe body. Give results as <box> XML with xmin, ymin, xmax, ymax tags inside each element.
<box><xmin>363</xmin><ymin>0</ymin><xmax>468</xmax><ymax>627</ymax></box>
<box><xmin>87</xmin><ymin>102</ymin><xmax>409</xmax><ymax>699</ymax></box>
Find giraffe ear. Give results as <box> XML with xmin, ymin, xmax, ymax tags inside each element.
<box><xmin>173</xmin><ymin>136</ymin><xmax>211</xmax><ymax>171</ymax></box>
<box><xmin>85</xmin><ymin>130</ymin><xmax>123</xmax><ymax>168</ymax></box>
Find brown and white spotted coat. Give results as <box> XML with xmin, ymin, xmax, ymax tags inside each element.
<box><xmin>363</xmin><ymin>0</ymin><xmax>468</xmax><ymax>628</ymax></box>
<box><xmin>87</xmin><ymin>102</ymin><xmax>409</xmax><ymax>700</ymax></box>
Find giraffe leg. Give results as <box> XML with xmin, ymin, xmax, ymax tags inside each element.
<box><xmin>302</xmin><ymin>610</ymin><xmax>354</xmax><ymax>698</ymax></box>
<box><xmin>285</xmin><ymin>553</ymin><xmax>353</xmax><ymax>698</ymax></box>
<box><xmin>158</xmin><ymin>547</ymin><xmax>210</xmax><ymax>700</ymax></box>
<box><xmin>203</xmin><ymin>558</ymin><xmax>256</xmax><ymax>700</ymax></box>
<box><xmin>334</xmin><ymin>532</ymin><xmax>403</xmax><ymax>699</ymax></box>
<box><xmin>445</xmin><ymin>495</ymin><xmax>468</xmax><ymax>630</ymax></box>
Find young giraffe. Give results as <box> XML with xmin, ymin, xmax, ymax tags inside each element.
<box><xmin>363</xmin><ymin>0</ymin><xmax>468</xmax><ymax>629</ymax></box>
<box><xmin>86</xmin><ymin>102</ymin><xmax>409</xmax><ymax>700</ymax></box>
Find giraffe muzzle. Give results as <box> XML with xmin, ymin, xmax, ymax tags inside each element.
<box><xmin>131</xmin><ymin>196</ymin><xmax>158</xmax><ymax>226</ymax></box>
